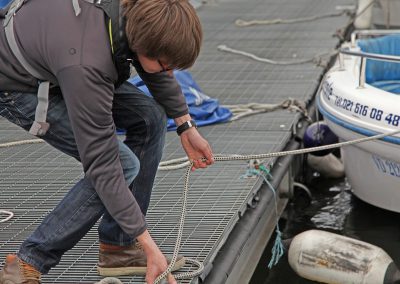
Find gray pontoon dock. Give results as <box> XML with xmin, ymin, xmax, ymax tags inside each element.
<box><xmin>0</xmin><ymin>0</ymin><xmax>351</xmax><ymax>283</ymax></box>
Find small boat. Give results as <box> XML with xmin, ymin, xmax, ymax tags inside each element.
<box><xmin>317</xmin><ymin>30</ymin><xmax>400</xmax><ymax>213</ymax></box>
<box><xmin>0</xmin><ymin>0</ymin><xmax>11</xmax><ymax>8</ymax></box>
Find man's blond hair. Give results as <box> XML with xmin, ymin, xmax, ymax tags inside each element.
<box><xmin>123</xmin><ymin>0</ymin><xmax>203</xmax><ymax>70</ymax></box>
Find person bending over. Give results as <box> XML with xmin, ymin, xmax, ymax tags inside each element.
<box><xmin>0</xmin><ymin>0</ymin><xmax>213</xmax><ymax>283</ymax></box>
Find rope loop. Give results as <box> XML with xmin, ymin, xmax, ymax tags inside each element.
<box><xmin>0</xmin><ymin>210</ymin><xmax>14</xmax><ymax>223</ymax></box>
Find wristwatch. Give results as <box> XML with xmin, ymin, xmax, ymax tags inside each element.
<box><xmin>176</xmin><ymin>120</ymin><xmax>197</xmax><ymax>136</ymax></box>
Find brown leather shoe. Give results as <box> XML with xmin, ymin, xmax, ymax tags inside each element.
<box><xmin>97</xmin><ymin>243</ymin><xmax>186</xmax><ymax>276</ymax></box>
<box><xmin>0</xmin><ymin>255</ymin><xmax>41</xmax><ymax>284</ymax></box>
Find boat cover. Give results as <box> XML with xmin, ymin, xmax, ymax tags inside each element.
<box><xmin>0</xmin><ymin>0</ymin><xmax>10</xmax><ymax>8</ymax></box>
<box><xmin>358</xmin><ymin>35</ymin><xmax>400</xmax><ymax>94</ymax></box>
<box><xmin>129</xmin><ymin>70</ymin><xmax>232</xmax><ymax>130</ymax></box>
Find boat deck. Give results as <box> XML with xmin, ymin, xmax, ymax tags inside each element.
<box><xmin>0</xmin><ymin>0</ymin><xmax>350</xmax><ymax>283</ymax></box>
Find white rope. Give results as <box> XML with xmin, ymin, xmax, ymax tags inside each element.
<box><xmin>0</xmin><ymin>2</ymin><xmax>382</xmax><ymax>283</ymax></box>
<box><xmin>235</xmin><ymin>11</ymin><xmax>347</xmax><ymax>27</ymax></box>
<box><xmin>0</xmin><ymin>210</ymin><xmax>14</xmax><ymax>223</ymax></box>
<box><xmin>0</xmin><ymin>139</ymin><xmax>43</xmax><ymax>148</ymax></box>
<box><xmin>159</xmin><ymin>154</ymin><xmax>244</xmax><ymax>171</ymax></box>
<box><xmin>217</xmin><ymin>45</ymin><xmax>338</xmax><ymax>66</ymax></box>
<box><xmin>154</xmin><ymin>163</ymin><xmax>201</xmax><ymax>283</ymax></box>
<box><xmin>159</xmin><ymin>129</ymin><xmax>400</xmax><ymax>170</ymax></box>
<box><xmin>2</xmin><ymin>129</ymin><xmax>400</xmax><ymax>283</ymax></box>
<box><xmin>3</xmin><ymin>109</ymin><xmax>399</xmax><ymax>283</ymax></box>
<box><xmin>95</xmin><ymin>277</ymin><xmax>123</xmax><ymax>284</ymax></box>
<box><xmin>224</xmin><ymin>99</ymin><xmax>309</xmax><ymax>122</ymax></box>
<box><xmin>154</xmin><ymin>128</ymin><xmax>400</xmax><ymax>283</ymax></box>
<box><xmin>0</xmin><ymin>140</ymin><xmax>42</xmax><ymax>224</ymax></box>
<box><xmin>234</xmin><ymin>2</ymin><xmax>375</xmax><ymax>28</ymax></box>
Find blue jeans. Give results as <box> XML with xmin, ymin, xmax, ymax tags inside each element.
<box><xmin>0</xmin><ymin>82</ymin><xmax>167</xmax><ymax>273</ymax></box>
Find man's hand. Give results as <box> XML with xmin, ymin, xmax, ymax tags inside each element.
<box><xmin>180</xmin><ymin>127</ymin><xmax>214</xmax><ymax>170</ymax></box>
<box><xmin>174</xmin><ymin>114</ymin><xmax>214</xmax><ymax>170</ymax></box>
<box><xmin>137</xmin><ymin>230</ymin><xmax>177</xmax><ymax>284</ymax></box>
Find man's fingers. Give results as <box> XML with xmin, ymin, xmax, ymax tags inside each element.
<box><xmin>146</xmin><ymin>274</ymin><xmax>175</xmax><ymax>284</ymax></box>
<box><xmin>168</xmin><ymin>273</ymin><xmax>177</xmax><ymax>284</ymax></box>
<box><xmin>205</xmin><ymin>157</ymin><xmax>213</xmax><ymax>165</ymax></box>
<box><xmin>191</xmin><ymin>158</ymin><xmax>208</xmax><ymax>169</ymax></box>
<box><xmin>204</xmin><ymin>146</ymin><xmax>214</xmax><ymax>164</ymax></box>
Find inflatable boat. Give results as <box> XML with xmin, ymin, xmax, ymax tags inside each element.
<box><xmin>318</xmin><ymin>30</ymin><xmax>400</xmax><ymax>212</ymax></box>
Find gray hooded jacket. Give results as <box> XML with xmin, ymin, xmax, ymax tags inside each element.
<box><xmin>0</xmin><ymin>0</ymin><xmax>189</xmax><ymax>237</ymax></box>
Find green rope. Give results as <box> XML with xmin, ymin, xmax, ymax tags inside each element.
<box><xmin>263</xmin><ymin>177</ymin><xmax>285</xmax><ymax>268</ymax></box>
<box><xmin>240</xmin><ymin>163</ymin><xmax>285</xmax><ymax>268</ymax></box>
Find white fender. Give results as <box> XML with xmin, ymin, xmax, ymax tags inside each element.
<box><xmin>288</xmin><ymin>230</ymin><xmax>396</xmax><ymax>284</ymax></box>
<box><xmin>307</xmin><ymin>153</ymin><xmax>345</xmax><ymax>178</ymax></box>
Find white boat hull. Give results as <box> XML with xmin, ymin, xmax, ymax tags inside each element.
<box><xmin>324</xmin><ymin>119</ymin><xmax>400</xmax><ymax>212</ymax></box>
<box><xmin>318</xmin><ymin>42</ymin><xmax>400</xmax><ymax>212</ymax></box>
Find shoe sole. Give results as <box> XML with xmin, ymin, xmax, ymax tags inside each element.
<box><xmin>97</xmin><ymin>257</ymin><xmax>186</xmax><ymax>276</ymax></box>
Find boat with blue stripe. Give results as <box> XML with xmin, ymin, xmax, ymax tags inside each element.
<box><xmin>318</xmin><ymin>30</ymin><xmax>400</xmax><ymax>212</ymax></box>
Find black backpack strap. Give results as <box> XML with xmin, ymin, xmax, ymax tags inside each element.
<box><xmin>96</xmin><ymin>0</ymin><xmax>132</xmax><ymax>86</ymax></box>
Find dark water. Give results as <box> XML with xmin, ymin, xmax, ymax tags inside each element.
<box><xmin>251</xmin><ymin>174</ymin><xmax>400</xmax><ymax>284</ymax></box>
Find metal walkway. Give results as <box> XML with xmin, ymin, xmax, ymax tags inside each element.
<box><xmin>0</xmin><ymin>0</ymin><xmax>351</xmax><ymax>283</ymax></box>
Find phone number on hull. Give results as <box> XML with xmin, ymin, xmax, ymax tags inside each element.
<box><xmin>322</xmin><ymin>85</ymin><xmax>400</xmax><ymax>127</ymax></box>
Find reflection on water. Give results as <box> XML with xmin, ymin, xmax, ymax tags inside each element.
<box><xmin>251</xmin><ymin>176</ymin><xmax>400</xmax><ymax>284</ymax></box>
<box><xmin>310</xmin><ymin>180</ymin><xmax>352</xmax><ymax>231</ymax></box>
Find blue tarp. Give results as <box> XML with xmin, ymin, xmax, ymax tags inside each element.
<box><xmin>358</xmin><ymin>35</ymin><xmax>400</xmax><ymax>94</ymax></box>
<box><xmin>0</xmin><ymin>0</ymin><xmax>11</xmax><ymax>8</ymax></box>
<box><xmin>128</xmin><ymin>71</ymin><xmax>232</xmax><ymax>130</ymax></box>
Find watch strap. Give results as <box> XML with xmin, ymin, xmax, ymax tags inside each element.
<box><xmin>176</xmin><ymin>120</ymin><xmax>197</xmax><ymax>136</ymax></box>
